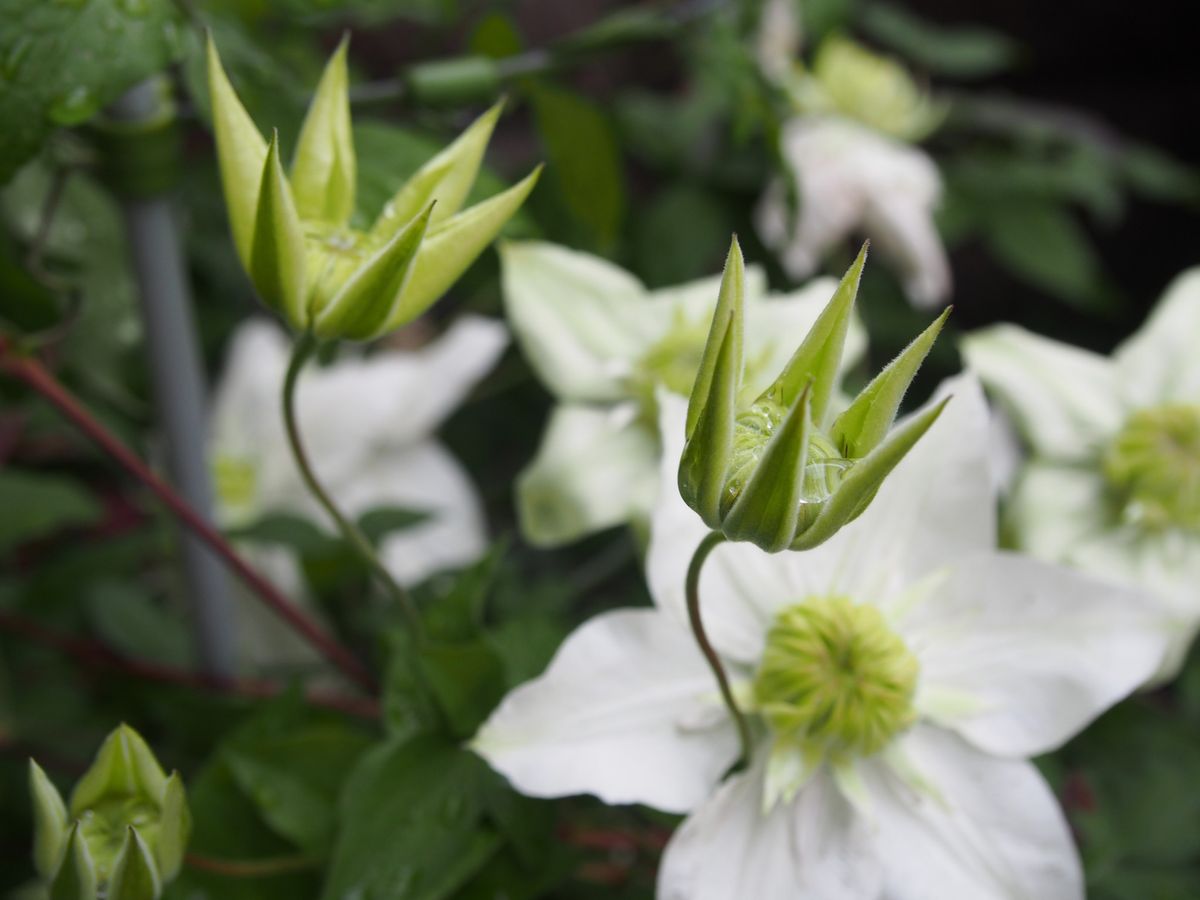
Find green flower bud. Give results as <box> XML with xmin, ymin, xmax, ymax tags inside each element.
<box><xmin>207</xmin><ymin>35</ymin><xmax>539</xmax><ymax>340</ymax></box>
<box><xmin>679</xmin><ymin>238</ymin><xmax>950</xmax><ymax>552</ymax></box>
<box><xmin>29</xmin><ymin>726</ymin><xmax>189</xmax><ymax>895</ymax></box>
<box><xmin>796</xmin><ymin>36</ymin><xmax>945</xmax><ymax>141</ymax></box>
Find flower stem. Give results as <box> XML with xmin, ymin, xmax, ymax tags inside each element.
<box><xmin>282</xmin><ymin>332</ymin><xmax>425</xmax><ymax>640</ymax></box>
<box><xmin>685</xmin><ymin>531</ymin><xmax>752</xmax><ymax>763</ymax></box>
<box><xmin>0</xmin><ymin>337</ymin><xmax>376</xmax><ymax>692</ymax></box>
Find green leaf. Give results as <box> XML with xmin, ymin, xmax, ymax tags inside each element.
<box><xmin>0</xmin><ymin>470</ymin><xmax>102</xmax><ymax>554</ymax></box>
<box><xmin>0</xmin><ymin>0</ymin><xmax>186</xmax><ymax>184</ymax></box>
<box><xmin>220</xmin><ymin>704</ymin><xmax>373</xmax><ymax>857</ymax></box>
<box><xmin>419</xmin><ymin>640</ymin><xmax>507</xmax><ymax>739</ymax></box>
<box><xmin>382</xmin><ymin>630</ymin><xmax>442</xmax><ymax>741</ymax></box>
<box><xmin>226</xmin><ymin>512</ymin><xmax>333</xmax><ymax>556</ymax></box>
<box><xmin>634</xmin><ymin>183</ymin><xmax>730</xmax><ymax>288</ymax></box>
<box><xmin>529</xmin><ymin>82</ymin><xmax>625</xmax><ymax>250</ymax></box>
<box><xmin>860</xmin><ymin>2</ymin><xmax>1020</xmax><ymax>78</ymax></box>
<box><xmin>321</xmin><ymin>736</ymin><xmax>501</xmax><ymax>900</ymax></box>
<box><xmin>981</xmin><ymin>200</ymin><xmax>1106</xmax><ymax>308</ymax></box>
<box><xmin>84</xmin><ymin>581</ymin><xmax>191</xmax><ymax>667</ymax></box>
<box><xmin>359</xmin><ymin>506</ymin><xmax>432</xmax><ymax>546</ymax></box>
<box><xmin>421</xmin><ymin>542</ymin><xmax>504</xmax><ymax>642</ymax></box>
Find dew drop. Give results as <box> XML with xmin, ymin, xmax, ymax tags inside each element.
<box><xmin>48</xmin><ymin>86</ymin><xmax>100</xmax><ymax>125</ymax></box>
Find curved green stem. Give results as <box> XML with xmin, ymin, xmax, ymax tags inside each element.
<box><xmin>282</xmin><ymin>332</ymin><xmax>425</xmax><ymax>640</ymax></box>
<box><xmin>685</xmin><ymin>531</ymin><xmax>752</xmax><ymax>763</ymax></box>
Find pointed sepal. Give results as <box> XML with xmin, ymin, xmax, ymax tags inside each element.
<box><xmin>370</xmin><ymin>99</ymin><xmax>504</xmax><ymax>237</ymax></box>
<box><xmin>290</xmin><ymin>35</ymin><xmax>356</xmax><ymax>226</ymax></box>
<box><xmin>794</xmin><ymin>397</ymin><xmax>951</xmax><ymax>550</ymax></box>
<box><xmin>832</xmin><ymin>306</ymin><xmax>951</xmax><ymax>459</ymax></box>
<box><xmin>687</xmin><ymin>237</ymin><xmax>746</xmax><ymax>440</ymax></box>
<box><xmin>249</xmin><ymin>132</ymin><xmax>310</xmax><ymax>329</ymax></box>
<box><xmin>49</xmin><ymin>824</ymin><xmax>98</xmax><ymax>900</ymax></box>
<box><xmin>679</xmin><ymin>322</ymin><xmax>742</xmax><ymax>527</ymax></box>
<box><xmin>70</xmin><ymin>725</ymin><xmax>167</xmax><ymax>817</ymax></box>
<box><xmin>723</xmin><ymin>383</ymin><xmax>813</xmax><ymax>551</ymax></box>
<box><xmin>30</xmin><ymin>760</ymin><xmax>69</xmax><ymax>880</ymax></box>
<box><xmin>380</xmin><ymin>166</ymin><xmax>541</xmax><ymax>331</ymax></box>
<box><xmin>206</xmin><ymin>34</ymin><xmax>268</xmax><ymax>269</ymax></box>
<box><xmin>107</xmin><ymin>828</ymin><xmax>162</xmax><ymax>900</ymax></box>
<box><xmin>766</xmin><ymin>242</ymin><xmax>867</xmax><ymax>425</ymax></box>
<box><xmin>154</xmin><ymin>773</ymin><xmax>191</xmax><ymax>883</ymax></box>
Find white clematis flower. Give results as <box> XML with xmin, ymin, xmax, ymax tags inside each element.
<box><xmin>963</xmin><ymin>269</ymin><xmax>1200</xmax><ymax>678</ymax></box>
<box><xmin>473</xmin><ymin>376</ymin><xmax>1167</xmax><ymax>899</ymax></box>
<box><xmin>502</xmin><ymin>240</ymin><xmax>865</xmax><ymax>546</ymax></box>
<box><xmin>756</xmin><ymin>116</ymin><xmax>951</xmax><ymax>309</ymax></box>
<box><xmin>209</xmin><ymin>316</ymin><xmax>506</xmax><ymax>670</ymax></box>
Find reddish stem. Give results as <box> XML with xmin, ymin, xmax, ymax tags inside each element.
<box><xmin>0</xmin><ymin>610</ymin><xmax>379</xmax><ymax>719</ymax></box>
<box><xmin>0</xmin><ymin>340</ymin><xmax>376</xmax><ymax>692</ymax></box>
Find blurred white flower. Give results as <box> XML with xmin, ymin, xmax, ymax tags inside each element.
<box><xmin>757</xmin><ymin>116</ymin><xmax>951</xmax><ymax>309</ymax></box>
<box><xmin>501</xmin><ymin>241</ymin><xmax>865</xmax><ymax>547</ymax></box>
<box><xmin>209</xmin><ymin>316</ymin><xmax>506</xmax><ymax>671</ymax></box>
<box><xmin>474</xmin><ymin>376</ymin><xmax>1166</xmax><ymax>900</ymax></box>
<box><xmin>964</xmin><ymin>269</ymin><xmax>1200</xmax><ymax>678</ymax></box>
<box><xmin>755</xmin><ymin>0</ymin><xmax>803</xmax><ymax>85</ymax></box>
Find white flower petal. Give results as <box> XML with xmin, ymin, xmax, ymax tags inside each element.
<box><xmin>209</xmin><ymin>319</ymin><xmax>291</xmax><ymax>490</ymax></box>
<box><xmin>516</xmin><ymin>403</ymin><xmax>659</xmax><ymax>547</ymax></box>
<box><xmin>472</xmin><ymin>608</ymin><xmax>738</xmax><ymax>814</ymax></box>
<box><xmin>903</xmin><ymin>552</ymin><xmax>1166</xmax><ymax>757</ymax></box>
<box><xmin>962</xmin><ymin>324</ymin><xmax>1124</xmax><ymax>461</ymax></box>
<box><xmin>501</xmin><ymin>241</ymin><xmax>657</xmax><ymax>402</ymax></box>
<box><xmin>331</xmin><ymin>440</ymin><xmax>488</xmax><ymax>587</ymax></box>
<box><xmin>1114</xmin><ymin>267</ymin><xmax>1200</xmax><ymax>407</ymax></box>
<box><xmin>757</xmin><ymin>117</ymin><xmax>950</xmax><ymax>308</ymax></box>
<box><xmin>299</xmin><ymin>315</ymin><xmax>508</xmax><ymax>458</ymax></box>
<box><xmin>1007</xmin><ymin>461</ymin><xmax>1110</xmax><ymax>561</ymax></box>
<box><xmin>659</xmin><ymin>760</ymin><xmax>881</xmax><ymax>900</ymax></box>
<box><xmin>861</xmin><ymin>725</ymin><xmax>1083</xmax><ymax>900</ymax></box>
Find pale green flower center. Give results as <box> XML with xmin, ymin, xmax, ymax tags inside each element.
<box><xmin>303</xmin><ymin>222</ymin><xmax>383</xmax><ymax>313</ymax></box>
<box><xmin>754</xmin><ymin>596</ymin><xmax>919</xmax><ymax>760</ymax></box>
<box><xmin>720</xmin><ymin>396</ymin><xmax>854</xmax><ymax>521</ymax></box>
<box><xmin>78</xmin><ymin>795</ymin><xmax>161</xmax><ymax>882</ymax></box>
<box><xmin>212</xmin><ymin>454</ymin><xmax>258</xmax><ymax>517</ymax></box>
<box><xmin>1103</xmin><ymin>403</ymin><xmax>1200</xmax><ymax>532</ymax></box>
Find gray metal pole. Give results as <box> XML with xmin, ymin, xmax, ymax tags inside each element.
<box><xmin>107</xmin><ymin>79</ymin><xmax>236</xmax><ymax>677</ymax></box>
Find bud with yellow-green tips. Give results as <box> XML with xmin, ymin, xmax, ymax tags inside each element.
<box><xmin>206</xmin><ymin>34</ymin><xmax>539</xmax><ymax>341</ymax></box>
<box><xmin>679</xmin><ymin>238</ymin><xmax>950</xmax><ymax>552</ymax></box>
<box><xmin>29</xmin><ymin>725</ymin><xmax>191</xmax><ymax>900</ymax></box>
